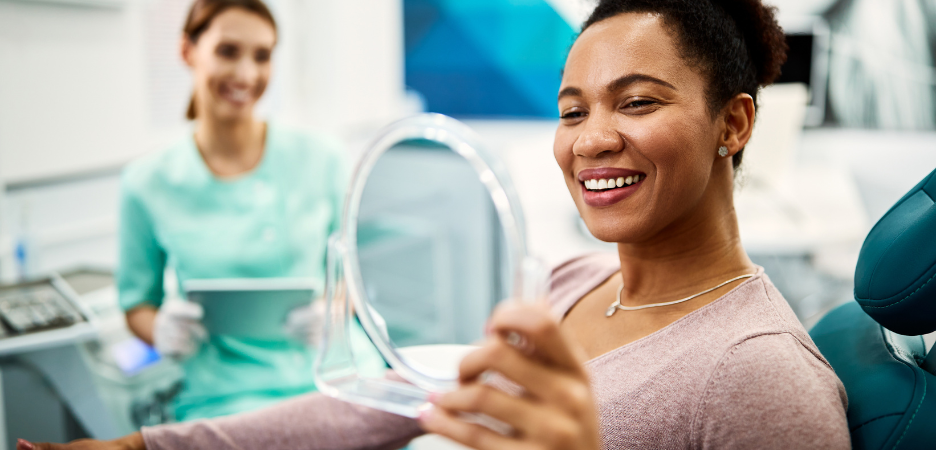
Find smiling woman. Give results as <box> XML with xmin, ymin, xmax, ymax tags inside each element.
<box><xmin>421</xmin><ymin>4</ymin><xmax>848</xmax><ymax>448</ymax></box>
<box><xmin>109</xmin><ymin>0</ymin><xmax>387</xmax><ymax>425</ymax></box>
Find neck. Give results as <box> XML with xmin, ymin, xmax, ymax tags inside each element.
<box><xmin>615</xmin><ymin>174</ymin><xmax>754</xmax><ymax>306</ymax></box>
<box><xmin>194</xmin><ymin>114</ymin><xmax>266</xmax><ymax>177</ymax></box>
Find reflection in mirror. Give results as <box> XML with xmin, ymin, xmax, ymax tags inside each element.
<box><xmin>356</xmin><ymin>139</ymin><xmax>508</xmax><ymax>354</ymax></box>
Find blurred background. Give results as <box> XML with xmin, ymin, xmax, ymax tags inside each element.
<box><xmin>0</xmin><ymin>0</ymin><xmax>935</xmax><ymax>447</ymax></box>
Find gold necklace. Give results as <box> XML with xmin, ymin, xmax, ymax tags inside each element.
<box><xmin>605</xmin><ymin>274</ymin><xmax>754</xmax><ymax>317</ymax></box>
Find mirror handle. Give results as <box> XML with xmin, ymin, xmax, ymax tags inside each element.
<box><xmin>520</xmin><ymin>256</ymin><xmax>550</xmax><ymax>303</ymax></box>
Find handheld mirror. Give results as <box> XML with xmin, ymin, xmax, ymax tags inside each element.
<box><xmin>313</xmin><ymin>114</ymin><xmax>548</xmax><ymax>418</ymax></box>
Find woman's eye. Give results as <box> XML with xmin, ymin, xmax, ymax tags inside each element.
<box><xmin>216</xmin><ymin>44</ymin><xmax>239</xmax><ymax>59</ymax></box>
<box><xmin>624</xmin><ymin>99</ymin><xmax>657</xmax><ymax>111</ymax></box>
<box><xmin>255</xmin><ymin>49</ymin><xmax>271</xmax><ymax>63</ymax></box>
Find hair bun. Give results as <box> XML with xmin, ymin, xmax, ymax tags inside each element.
<box><xmin>714</xmin><ymin>0</ymin><xmax>788</xmax><ymax>86</ymax></box>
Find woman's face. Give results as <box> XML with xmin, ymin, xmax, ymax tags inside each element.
<box><xmin>555</xmin><ymin>13</ymin><xmax>726</xmax><ymax>244</ymax></box>
<box><xmin>183</xmin><ymin>8</ymin><xmax>275</xmax><ymax>121</ymax></box>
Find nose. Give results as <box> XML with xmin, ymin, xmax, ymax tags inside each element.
<box><xmin>234</xmin><ymin>57</ymin><xmax>259</xmax><ymax>84</ymax></box>
<box><xmin>572</xmin><ymin>112</ymin><xmax>625</xmax><ymax>158</ymax></box>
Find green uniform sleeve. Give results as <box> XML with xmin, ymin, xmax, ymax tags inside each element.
<box><xmin>117</xmin><ymin>172</ymin><xmax>167</xmax><ymax>311</ymax></box>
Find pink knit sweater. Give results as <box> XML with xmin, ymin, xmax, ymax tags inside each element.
<box><xmin>142</xmin><ymin>253</ymin><xmax>850</xmax><ymax>449</ymax></box>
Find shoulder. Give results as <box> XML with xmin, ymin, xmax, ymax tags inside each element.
<box><xmin>704</xmin><ymin>332</ymin><xmax>843</xmax><ymax>400</ymax></box>
<box><xmin>121</xmin><ymin>137</ymin><xmax>196</xmax><ymax>198</ymax></box>
<box><xmin>704</xmin><ymin>271</ymin><xmax>819</xmax><ymax>348</ymax></box>
<box><xmin>691</xmin><ymin>332</ymin><xmax>849</xmax><ymax>448</ymax></box>
<box><xmin>548</xmin><ymin>253</ymin><xmax>619</xmax><ymax>318</ymax></box>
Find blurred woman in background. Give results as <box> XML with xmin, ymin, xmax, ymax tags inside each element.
<box><xmin>115</xmin><ymin>0</ymin><xmax>378</xmax><ymax>422</ymax></box>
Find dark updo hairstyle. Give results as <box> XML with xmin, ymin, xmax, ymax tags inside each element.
<box><xmin>182</xmin><ymin>0</ymin><xmax>277</xmax><ymax>120</ymax></box>
<box><xmin>582</xmin><ymin>0</ymin><xmax>788</xmax><ymax>168</ymax></box>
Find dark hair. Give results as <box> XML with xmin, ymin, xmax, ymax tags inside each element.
<box><xmin>582</xmin><ymin>0</ymin><xmax>787</xmax><ymax>168</ymax></box>
<box><xmin>183</xmin><ymin>0</ymin><xmax>277</xmax><ymax>120</ymax></box>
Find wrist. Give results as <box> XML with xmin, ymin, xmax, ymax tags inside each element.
<box><xmin>117</xmin><ymin>432</ymin><xmax>145</xmax><ymax>450</ymax></box>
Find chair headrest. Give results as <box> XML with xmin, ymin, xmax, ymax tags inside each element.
<box><xmin>855</xmin><ymin>168</ymin><xmax>936</xmax><ymax>335</ymax></box>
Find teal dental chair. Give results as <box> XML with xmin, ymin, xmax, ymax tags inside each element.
<box><xmin>810</xmin><ymin>168</ymin><xmax>936</xmax><ymax>449</ymax></box>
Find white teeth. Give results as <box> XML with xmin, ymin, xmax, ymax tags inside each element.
<box><xmin>584</xmin><ymin>174</ymin><xmax>644</xmax><ymax>191</ymax></box>
<box><xmin>228</xmin><ymin>89</ymin><xmax>249</xmax><ymax>102</ymax></box>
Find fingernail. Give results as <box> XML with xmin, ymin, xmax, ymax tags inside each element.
<box><xmin>417</xmin><ymin>405</ymin><xmax>434</xmax><ymax>423</ymax></box>
<box><xmin>18</xmin><ymin>439</ymin><xmax>35</xmax><ymax>450</ymax></box>
<box><xmin>427</xmin><ymin>392</ymin><xmax>440</xmax><ymax>404</ymax></box>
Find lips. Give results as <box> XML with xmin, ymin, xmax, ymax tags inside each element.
<box><xmin>218</xmin><ymin>83</ymin><xmax>254</xmax><ymax>106</ymax></box>
<box><xmin>577</xmin><ymin>167</ymin><xmax>646</xmax><ymax>208</ymax></box>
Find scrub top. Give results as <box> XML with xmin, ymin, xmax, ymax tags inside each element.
<box><xmin>117</xmin><ymin>123</ymin><xmax>381</xmax><ymax>421</ymax></box>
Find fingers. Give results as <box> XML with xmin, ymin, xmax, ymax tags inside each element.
<box><xmin>458</xmin><ymin>337</ymin><xmax>594</xmax><ymax>418</ymax></box>
<box><xmin>488</xmin><ymin>302</ymin><xmax>585</xmax><ymax>373</ymax></box>
<box><xmin>284</xmin><ymin>303</ymin><xmax>320</xmax><ymax>344</ymax></box>
<box><xmin>432</xmin><ymin>383</ymin><xmax>540</xmax><ymax>432</ymax></box>
<box><xmin>418</xmin><ymin>406</ymin><xmax>536</xmax><ymax>450</ymax></box>
<box><xmin>154</xmin><ymin>298</ymin><xmax>208</xmax><ymax>358</ymax></box>
<box><xmin>187</xmin><ymin>320</ymin><xmax>208</xmax><ymax>342</ymax></box>
<box><xmin>162</xmin><ymin>299</ymin><xmax>203</xmax><ymax>320</ymax></box>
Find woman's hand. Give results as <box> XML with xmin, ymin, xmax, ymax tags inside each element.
<box><xmin>283</xmin><ymin>299</ymin><xmax>326</xmax><ymax>346</ymax></box>
<box><xmin>153</xmin><ymin>299</ymin><xmax>207</xmax><ymax>360</ymax></box>
<box><xmin>418</xmin><ymin>302</ymin><xmax>601</xmax><ymax>450</ymax></box>
<box><xmin>17</xmin><ymin>432</ymin><xmax>145</xmax><ymax>450</ymax></box>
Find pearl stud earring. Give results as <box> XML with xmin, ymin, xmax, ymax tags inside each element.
<box><xmin>718</xmin><ymin>146</ymin><xmax>729</xmax><ymax>157</ymax></box>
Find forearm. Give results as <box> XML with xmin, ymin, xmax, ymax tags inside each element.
<box><xmin>125</xmin><ymin>306</ymin><xmax>157</xmax><ymax>345</ymax></box>
<box><xmin>116</xmin><ymin>432</ymin><xmax>144</xmax><ymax>450</ymax></box>
<box><xmin>142</xmin><ymin>392</ymin><xmax>423</xmax><ymax>450</ymax></box>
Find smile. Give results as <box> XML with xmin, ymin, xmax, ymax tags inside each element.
<box><xmin>583</xmin><ymin>174</ymin><xmax>644</xmax><ymax>191</ymax></box>
<box><xmin>219</xmin><ymin>84</ymin><xmax>254</xmax><ymax>105</ymax></box>
<box><xmin>577</xmin><ymin>168</ymin><xmax>646</xmax><ymax>207</ymax></box>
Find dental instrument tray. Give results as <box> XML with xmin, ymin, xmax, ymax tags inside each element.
<box><xmin>183</xmin><ymin>277</ymin><xmax>318</xmax><ymax>341</ymax></box>
<box><xmin>0</xmin><ymin>275</ymin><xmax>97</xmax><ymax>356</ymax></box>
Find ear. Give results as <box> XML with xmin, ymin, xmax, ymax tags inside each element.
<box><xmin>718</xmin><ymin>93</ymin><xmax>755</xmax><ymax>157</ymax></box>
<box><xmin>180</xmin><ymin>36</ymin><xmax>196</xmax><ymax>68</ymax></box>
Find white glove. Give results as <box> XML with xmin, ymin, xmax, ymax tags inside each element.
<box><xmin>154</xmin><ymin>299</ymin><xmax>207</xmax><ymax>360</ymax></box>
<box><xmin>284</xmin><ymin>299</ymin><xmax>326</xmax><ymax>346</ymax></box>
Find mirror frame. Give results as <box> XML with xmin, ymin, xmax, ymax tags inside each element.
<box><xmin>340</xmin><ymin>113</ymin><xmax>530</xmax><ymax>391</ymax></box>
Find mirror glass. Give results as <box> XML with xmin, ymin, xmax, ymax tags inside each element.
<box><xmin>356</xmin><ymin>139</ymin><xmax>508</xmax><ymax>375</ymax></box>
<box><xmin>314</xmin><ymin>114</ymin><xmax>545</xmax><ymax>418</ymax></box>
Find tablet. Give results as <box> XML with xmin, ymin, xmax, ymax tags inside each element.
<box><xmin>183</xmin><ymin>278</ymin><xmax>318</xmax><ymax>340</ymax></box>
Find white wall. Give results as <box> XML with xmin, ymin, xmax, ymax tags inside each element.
<box><xmin>0</xmin><ymin>1</ymin><xmax>149</xmax><ymax>185</ymax></box>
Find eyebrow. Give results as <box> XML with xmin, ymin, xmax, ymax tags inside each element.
<box><xmin>607</xmin><ymin>73</ymin><xmax>676</xmax><ymax>92</ymax></box>
<box><xmin>557</xmin><ymin>86</ymin><xmax>583</xmax><ymax>101</ymax></box>
<box><xmin>557</xmin><ymin>73</ymin><xmax>677</xmax><ymax>102</ymax></box>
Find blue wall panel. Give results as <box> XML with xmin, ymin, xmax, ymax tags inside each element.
<box><xmin>404</xmin><ymin>0</ymin><xmax>577</xmax><ymax>118</ymax></box>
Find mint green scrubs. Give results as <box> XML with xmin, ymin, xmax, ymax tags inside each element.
<box><xmin>117</xmin><ymin>123</ymin><xmax>380</xmax><ymax>421</ymax></box>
